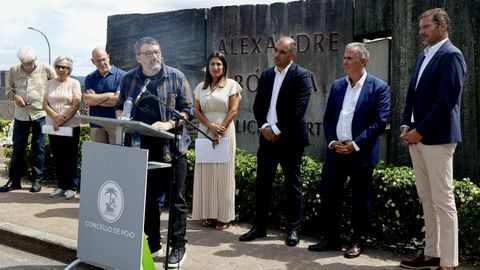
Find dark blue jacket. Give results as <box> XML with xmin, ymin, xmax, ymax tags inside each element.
<box><xmin>323</xmin><ymin>74</ymin><xmax>390</xmax><ymax>166</ymax></box>
<box><xmin>401</xmin><ymin>40</ymin><xmax>466</xmax><ymax>145</ymax></box>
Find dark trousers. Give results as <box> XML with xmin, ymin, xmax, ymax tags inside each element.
<box><xmin>137</xmin><ymin>135</ymin><xmax>188</xmax><ymax>251</ymax></box>
<box><xmin>9</xmin><ymin>117</ymin><xmax>45</xmax><ymax>185</ymax></box>
<box><xmin>254</xmin><ymin>138</ymin><xmax>305</xmax><ymax>231</ymax></box>
<box><xmin>318</xmin><ymin>151</ymin><xmax>374</xmax><ymax>242</ymax></box>
<box><xmin>48</xmin><ymin>127</ymin><xmax>80</xmax><ymax>191</ymax></box>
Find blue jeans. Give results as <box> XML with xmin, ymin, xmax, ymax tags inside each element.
<box><xmin>9</xmin><ymin>117</ymin><xmax>45</xmax><ymax>185</ymax></box>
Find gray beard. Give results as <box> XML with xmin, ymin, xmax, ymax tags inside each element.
<box><xmin>150</xmin><ymin>62</ymin><xmax>161</xmax><ymax>73</ymax></box>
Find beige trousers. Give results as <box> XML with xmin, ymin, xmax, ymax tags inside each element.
<box><xmin>90</xmin><ymin>127</ymin><xmax>116</xmax><ymax>144</ymax></box>
<box><xmin>409</xmin><ymin>142</ymin><xmax>458</xmax><ymax>267</ymax></box>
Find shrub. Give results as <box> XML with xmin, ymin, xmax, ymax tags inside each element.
<box><xmin>3</xmin><ymin>134</ymin><xmax>57</xmax><ymax>181</ymax></box>
<box><xmin>3</xmin><ymin>123</ymin><xmax>91</xmax><ymax>183</ymax></box>
<box><xmin>186</xmin><ymin>149</ymin><xmax>479</xmax><ymax>260</ymax></box>
<box><xmin>5</xmin><ymin>130</ymin><xmax>479</xmax><ymax>260</ymax></box>
<box><xmin>233</xmin><ymin>148</ymin><xmax>262</xmax><ymax>221</ymax></box>
<box><xmin>371</xmin><ymin>164</ymin><xmax>425</xmax><ymax>249</ymax></box>
<box><xmin>454</xmin><ymin>178</ymin><xmax>480</xmax><ymax>259</ymax></box>
<box><xmin>0</xmin><ymin>120</ymin><xmax>11</xmax><ymax>131</ymax></box>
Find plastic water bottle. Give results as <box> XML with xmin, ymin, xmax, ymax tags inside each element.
<box><xmin>119</xmin><ymin>97</ymin><xmax>133</xmax><ymax>120</ymax></box>
<box><xmin>131</xmin><ymin>134</ymin><xmax>141</xmax><ymax>148</ymax></box>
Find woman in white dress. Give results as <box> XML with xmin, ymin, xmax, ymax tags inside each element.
<box><xmin>192</xmin><ymin>52</ymin><xmax>242</xmax><ymax>230</ymax></box>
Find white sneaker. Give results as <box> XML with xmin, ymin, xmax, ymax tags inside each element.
<box><xmin>65</xmin><ymin>190</ymin><xmax>75</xmax><ymax>200</ymax></box>
<box><xmin>151</xmin><ymin>245</ymin><xmax>163</xmax><ymax>258</ymax></box>
<box><xmin>49</xmin><ymin>188</ymin><xmax>65</xmax><ymax>198</ymax></box>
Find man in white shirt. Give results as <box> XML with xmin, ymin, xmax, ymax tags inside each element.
<box><xmin>308</xmin><ymin>42</ymin><xmax>390</xmax><ymax>259</ymax></box>
<box><xmin>1</xmin><ymin>46</ymin><xmax>55</xmax><ymax>193</ymax></box>
<box><xmin>399</xmin><ymin>8</ymin><xmax>466</xmax><ymax>270</ymax></box>
<box><xmin>239</xmin><ymin>36</ymin><xmax>313</xmax><ymax>247</ymax></box>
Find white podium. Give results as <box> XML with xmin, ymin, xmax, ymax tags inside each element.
<box><xmin>77</xmin><ymin>114</ymin><xmax>174</xmax><ymax>143</ymax></box>
<box><xmin>77</xmin><ymin>114</ymin><xmax>174</xmax><ymax>169</ymax></box>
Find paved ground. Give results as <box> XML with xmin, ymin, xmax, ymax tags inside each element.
<box><xmin>0</xmin><ymin>242</ymin><xmax>64</xmax><ymax>269</ymax></box>
<box><xmin>0</xmin><ymin>159</ymin><xmax>478</xmax><ymax>269</ymax></box>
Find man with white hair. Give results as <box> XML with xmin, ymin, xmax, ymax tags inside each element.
<box><xmin>308</xmin><ymin>42</ymin><xmax>390</xmax><ymax>258</ymax></box>
<box><xmin>1</xmin><ymin>46</ymin><xmax>56</xmax><ymax>193</ymax></box>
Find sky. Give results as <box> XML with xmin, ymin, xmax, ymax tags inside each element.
<box><xmin>0</xmin><ymin>0</ymin><xmax>290</xmax><ymax>76</ymax></box>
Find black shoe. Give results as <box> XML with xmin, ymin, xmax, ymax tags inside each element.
<box><xmin>285</xmin><ymin>230</ymin><xmax>300</xmax><ymax>246</ymax></box>
<box><xmin>168</xmin><ymin>246</ymin><xmax>186</xmax><ymax>268</ymax></box>
<box><xmin>0</xmin><ymin>180</ymin><xmax>22</xmax><ymax>192</ymax></box>
<box><xmin>344</xmin><ymin>242</ymin><xmax>364</xmax><ymax>258</ymax></box>
<box><xmin>400</xmin><ymin>255</ymin><xmax>440</xmax><ymax>269</ymax></box>
<box><xmin>239</xmin><ymin>226</ymin><xmax>267</xmax><ymax>242</ymax></box>
<box><xmin>30</xmin><ymin>181</ymin><xmax>41</xmax><ymax>193</ymax></box>
<box><xmin>308</xmin><ymin>239</ymin><xmax>342</xmax><ymax>252</ymax></box>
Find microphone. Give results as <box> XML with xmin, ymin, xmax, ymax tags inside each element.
<box><xmin>139</xmin><ymin>90</ymin><xmax>215</xmax><ymax>142</ymax></box>
<box><xmin>134</xmin><ymin>78</ymin><xmax>151</xmax><ymax>105</ymax></box>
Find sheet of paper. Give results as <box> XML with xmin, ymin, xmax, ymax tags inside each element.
<box><xmin>41</xmin><ymin>125</ymin><xmax>73</xmax><ymax>137</ymax></box>
<box><xmin>195</xmin><ymin>138</ymin><xmax>230</xmax><ymax>163</ymax></box>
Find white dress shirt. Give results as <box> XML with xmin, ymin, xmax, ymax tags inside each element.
<box><xmin>262</xmin><ymin>61</ymin><xmax>293</xmax><ymax>135</ymax></box>
<box><xmin>411</xmin><ymin>38</ymin><xmax>449</xmax><ymax>123</ymax></box>
<box><xmin>332</xmin><ymin>72</ymin><xmax>368</xmax><ymax>151</ymax></box>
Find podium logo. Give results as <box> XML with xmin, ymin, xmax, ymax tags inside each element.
<box><xmin>98</xmin><ymin>181</ymin><xmax>124</xmax><ymax>223</ymax></box>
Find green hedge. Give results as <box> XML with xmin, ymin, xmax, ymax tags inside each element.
<box><xmin>3</xmin><ymin>124</ymin><xmax>91</xmax><ymax>182</ymax></box>
<box><xmin>3</xmin><ymin>122</ymin><xmax>478</xmax><ymax>260</ymax></box>
<box><xmin>186</xmin><ymin>149</ymin><xmax>480</xmax><ymax>260</ymax></box>
<box><xmin>0</xmin><ymin>120</ymin><xmax>11</xmax><ymax>132</ymax></box>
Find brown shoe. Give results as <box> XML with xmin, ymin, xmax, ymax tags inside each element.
<box><xmin>400</xmin><ymin>255</ymin><xmax>440</xmax><ymax>269</ymax></box>
<box><xmin>344</xmin><ymin>242</ymin><xmax>363</xmax><ymax>258</ymax></box>
<box><xmin>215</xmin><ymin>222</ymin><xmax>230</xmax><ymax>230</ymax></box>
<box><xmin>200</xmin><ymin>219</ymin><xmax>217</xmax><ymax>227</ymax></box>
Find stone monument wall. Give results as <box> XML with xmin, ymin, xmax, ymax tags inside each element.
<box><xmin>107</xmin><ymin>0</ymin><xmax>480</xmax><ymax>179</ymax></box>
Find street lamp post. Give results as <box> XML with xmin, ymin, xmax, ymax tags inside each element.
<box><xmin>27</xmin><ymin>27</ymin><xmax>51</xmax><ymax>65</ymax></box>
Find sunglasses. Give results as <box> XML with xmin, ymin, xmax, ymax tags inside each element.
<box><xmin>55</xmin><ymin>65</ymin><xmax>70</xmax><ymax>70</ymax></box>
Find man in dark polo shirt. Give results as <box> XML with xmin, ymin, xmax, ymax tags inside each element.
<box><xmin>83</xmin><ymin>47</ymin><xmax>126</xmax><ymax>144</ymax></box>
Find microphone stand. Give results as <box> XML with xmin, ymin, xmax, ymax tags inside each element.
<box><xmin>164</xmin><ymin>99</ymin><xmax>215</xmax><ymax>270</ymax></box>
<box><xmin>138</xmin><ymin>93</ymin><xmax>213</xmax><ymax>270</ymax></box>
<box><xmin>166</xmin><ymin>117</ymin><xmax>179</xmax><ymax>270</ymax></box>
<box><xmin>141</xmin><ymin>92</ymin><xmax>215</xmax><ymax>142</ymax></box>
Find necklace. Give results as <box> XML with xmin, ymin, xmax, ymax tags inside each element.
<box><xmin>210</xmin><ymin>82</ymin><xmax>219</xmax><ymax>92</ymax></box>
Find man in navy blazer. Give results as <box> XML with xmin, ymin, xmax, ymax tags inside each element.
<box><xmin>239</xmin><ymin>36</ymin><xmax>313</xmax><ymax>247</ymax></box>
<box><xmin>308</xmin><ymin>42</ymin><xmax>390</xmax><ymax>258</ymax></box>
<box><xmin>399</xmin><ymin>8</ymin><xmax>466</xmax><ymax>270</ymax></box>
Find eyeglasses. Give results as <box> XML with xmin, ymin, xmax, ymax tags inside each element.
<box><xmin>139</xmin><ymin>50</ymin><xmax>161</xmax><ymax>57</ymax></box>
<box><xmin>55</xmin><ymin>65</ymin><xmax>70</xmax><ymax>70</ymax></box>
